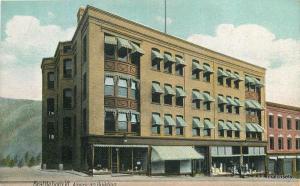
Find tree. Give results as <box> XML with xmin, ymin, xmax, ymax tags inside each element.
<box><xmin>17</xmin><ymin>158</ymin><xmax>24</xmax><ymax>168</ymax></box>
<box><xmin>24</xmin><ymin>152</ymin><xmax>29</xmax><ymax>165</ymax></box>
<box><xmin>27</xmin><ymin>157</ymin><xmax>35</xmax><ymax>167</ymax></box>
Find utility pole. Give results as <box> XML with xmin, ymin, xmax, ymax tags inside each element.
<box><xmin>164</xmin><ymin>0</ymin><xmax>167</xmax><ymax>33</ymax></box>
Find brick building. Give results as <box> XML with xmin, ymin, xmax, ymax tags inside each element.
<box><xmin>41</xmin><ymin>5</ymin><xmax>267</xmax><ymax>176</ymax></box>
<box><xmin>266</xmin><ymin>102</ymin><xmax>300</xmax><ymax>177</ymax></box>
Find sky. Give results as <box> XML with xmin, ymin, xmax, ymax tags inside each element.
<box><xmin>0</xmin><ymin>0</ymin><xmax>299</xmax><ymax>106</ymax></box>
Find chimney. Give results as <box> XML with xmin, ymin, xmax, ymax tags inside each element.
<box><xmin>77</xmin><ymin>6</ymin><xmax>85</xmax><ymax>24</ymax></box>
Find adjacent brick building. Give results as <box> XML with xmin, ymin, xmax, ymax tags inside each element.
<box><xmin>41</xmin><ymin>5</ymin><xmax>268</xmax><ymax>176</ymax></box>
<box><xmin>266</xmin><ymin>102</ymin><xmax>300</xmax><ymax>177</ymax></box>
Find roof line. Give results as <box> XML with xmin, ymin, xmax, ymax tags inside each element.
<box><xmin>86</xmin><ymin>5</ymin><xmax>266</xmax><ymax>71</ymax></box>
<box><xmin>267</xmin><ymin>102</ymin><xmax>300</xmax><ymax>112</ymax></box>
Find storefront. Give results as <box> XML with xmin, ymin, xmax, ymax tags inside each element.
<box><xmin>194</xmin><ymin>146</ymin><xmax>209</xmax><ymax>175</ymax></box>
<box><xmin>242</xmin><ymin>146</ymin><xmax>266</xmax><ymax>176</ymax></box>
<box><xmin>92</xmin><ymin>144</ymin><xmax>148</xmax><ymax>175</ymax></box>
<box><xmin>268</xmin><ymin>155</ymin><xmax>298</xmax><ymax>176</ymax></box>
<box><xmin>151</xmin><ymin>146</ymin><xmax>204</xmax><ymax>175</ymax></box>
<box><xmin>211</xmin><ymin>146</ymin><xmax>241</xmax><ymax>176</ymax></box>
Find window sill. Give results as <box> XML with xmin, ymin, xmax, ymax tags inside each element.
<box><xmin>175</xmin><ymin>105</ymin><xmax>184</xmax><ymax>108</ymax></box>
<box><xmin>151</xmin><ymin>68</ymin><xmax>161</xmax><ymax>72</ymax></box>
<box><xmin>151</xmin><ymin>102</ymin><xmax>161</xmax><ymax>105</ymax></box>
<box><xmin>164</xmin><ymin>104</ymin><xmax>173</xmax><ymax>107</ymax></box>
<box><xmin>191</xmin><ymin>78</ymin><xmax>201</xmax><ymax>81</ymax></box>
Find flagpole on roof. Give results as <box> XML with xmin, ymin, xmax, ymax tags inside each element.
<box><xmin>164</xmin><ymin>0</ymin><xmax>167</xmax><ymax>33</ymax></box>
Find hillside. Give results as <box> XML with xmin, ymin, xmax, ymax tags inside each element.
<box><xmin>0</xmin><ymin>97</ymin><xmax>42</xmax><ymax>159</ymax></box>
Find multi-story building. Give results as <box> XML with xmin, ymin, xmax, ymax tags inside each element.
<box><xmin>266</xmin><ymin>102</ymin><xmax>300</xmax><ymax>177</ymax></box>
<box><xmin>41</xmin><ymin>5</ymin><xmax>267</xmax><ymax>176</ymax></box>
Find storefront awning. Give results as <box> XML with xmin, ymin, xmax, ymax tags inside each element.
<box><xmin>94</xmin><ymin>144</ymin><xmax>148</xmax><ymax>148</ymax></box>
<box><xmin>204</xmin><ymin>119</ymin><xmax>215</xmax><ymax>129</ymax></box>
<box><xmin>151</xmin><ymin>50</ymin><xmax>163</xmax><ymax>61</ymax></box>
<box><xmin>193</xmin><ymin>118</ymin><xmax>204</xmax><ymax>128</ymax></box>
<box><xmin>151</xmin><ymin>146</ymin><xmax>204</xmax><ymax>162</ymax></box>
<box><xmin>105</xmin><ymin>36</ymin><xmax>117</xmax><ymax>45</ymax></box>
<box><xmin>192</xmin><ymin>91</ymin><xmax>204</xmax><ymax>100</ymax></box>
<box><xmin>218</xmin><ymin>120</ymin><xmax>229</xmax><ymax>130</ymax></box>
<box><xmin>164</xmin><ymin>85</ymin><xmax>175</xmax><ymax>95</ymax></box>
<box><xmin>152</xmin><ymin>82</ymin><xmax>164</xmax><ymax>94</ymax></box>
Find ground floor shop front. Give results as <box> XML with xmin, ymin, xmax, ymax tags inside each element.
<box><xmin>268</xmin><ymin>155</ymin><xmax>300</xmax><ymax>177</ymax></box>
<box><xmin>82</xmin><ymin>137</ymin><xmax>267</xmax><ymax>177</ymax></box>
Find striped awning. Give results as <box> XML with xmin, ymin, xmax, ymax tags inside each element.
<box><xmin>164</xmin><ymin>85</ymin><xmax>175</xmax><ymax>95</ymax></box>
<box><xmin>164</xmin><ymin>115</ymin><xmax>176</xmax><ymax>126</ymax></box>
<box><xmin>193</xmin><ymin>118</ymin><xmax>204</xmax><ymax>128</ymax></box>
<box><xmin>105</xmin><ymin>36</ymin><xmax>117</xmax><ymax>45</ymax></box>
<box><xmin>151</xmin><ymin>50</ymin><xmax>163</xmax><ymax>61</ymax></box>
<box><xmin>218</xmin><ymin>120</ymin><xmax>229</xmax><ymax>130</ymax></box>
<box><xmin>151</xmin><ymin>146</ymin><xmax>204</xmax><ymax>162</ymax></box>
<box><xmin>176</xmin><ymin>87</ymin><xmax>187</xmax><ymax>97</ymax></box>
<box><xmin>152</xmin><ymin>82</ymin><xmax>164</xmax><ymax>94</ymax></box>
<box><xmin>175</xmin><ymin>57</ymin><xmax>185</xmax><ymax>66</ymax></box>
<box><xmin>192</xmin><ymin>61</ymin><xmax>203</xmax><ymax>71</ymax></box>
<box><xmin>152</xmin><ymin>114</ymin><xmax>162</xmax><ymax>125</ymax></box>
<box><xmin>130</xmin><ymin>42</ymin><xmax>144</xmax><ymax>55</ymax></box>
<box><xmin>176</xmin><ymin>116</ymin><xmax>186</xmax><ymax>127</ymax></box>
<box><xmin>117</xmin><ymin>37</ymin><xmax>132</xmax><ymax>49</ymax></box>
<box><xmin>193</xmin><ymin>91</ymin><xmax>204</xmax><ymax>100</ymax></box>
<box><xmin>203</xmin><ymin>92</ymin><xmax>215</xmax><ymax>102</ymax></box>
<box><xmin>217</xmin><ymin>69</ymin><xmax>228</xmax><ymax>78</ymax></box>
<box><xmin>234</xmin><ymin>122</ymin><xmax>243</xmax><ymax>131</ymax></box>
<box><xmin>94</xmin><ymin>144</ymin><xmax>148</xmax><ymax>148</ymax></box>
<box><xmin>203</xmin><ymin>64</ymin><xmax>214</xmax><ymax>73</ymax></box>
<box><xmin>218</xmin><ymin>95</ymin><xmax>228</xmax><ymax>104</ymax></box>
<box><xmin>164</xmin><ymin>53</ymin><xmax>176</xmax><ymax>63</ymax></box>
<box><xmin>204</xmin><ymin>119</ymin><xmax>215</xmax><ymax>129</ymax></box>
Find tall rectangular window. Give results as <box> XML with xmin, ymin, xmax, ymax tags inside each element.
<box><xmin>74</xmin><ymin>54</ymin><xmax>77</xmax><ymax>76</ymax></box>
<box><xmin>47</xmin><ymin>98</ymin><xmax>55</xmax><ymax>115</ymax></box>
<box><xmin>118</xmin><ymin>79</ymin><xmax>128</xmax><ymax>98</ymax></box>
<box><xmin>278</xmin><ymin>137</ymin><xmax>283</xmax><ymax>150</ymax></box>
<box><xmin>104</xmin><ymin>36</ymin><xmax>116</xmax><ymax>59</ymax></box>
<box><xmin>63</xmin><ymin>89</ymin><xmax>72</xmax><ymax>109</ymax></box>
<box><xmin>82</xmin><ymin>108</ymin><xmax>87</xmax><ymax>134</ymax></box>
<box><xmin>47</xmin><ymin>72</ymin><xmax>55</xmax><ymax>89</ymax></box>
<box><xmin>83</xmin><ymin>35</ymin><xmax>87</xmax><ymax>63</ymax></box>
<box><xmin>278</xmin><ymin>116</ymin><xmax>283</xmax><ymax>129</ymax></box>
<box><xmin>131</xmin><ymin>80</ymin><xmax>137</xmax><ymax>99</ymax></box>
<box><xmin>287</xmin><ymin>138</ymin><xmax>292</xmax><ymax>150</ymax></box>
<box><xmin>105</xmin><ymin>112</ymin><xmax>115</xmax><ymax>132</ymax></box>
<box><xmin>47</xmin><ymin>122</ymin><xmax>55</xmax><ymax>140</ymax></box>
<box><xmin>104</xmin><ymin>77</ymin><xmax>114</xmax><ymax>96</ymax></box>
<box><xmin>83</xmin><ymin>73</ymin><xmax>87</xmax><ymax>100</ymax></box>
<box><xmin>192</xmin><ymin>60</ymin><xmax>200</xmax><ymax>80</ymax></box>
<box><xmin>118</xmin><ymin>113</ymin><xmax>127</xmax><ymax>131</ymax></box>
<box><xmin>152</xmin><ymin>113</ymin><xmax>161</xmax><ymax>134</ymax></box>
<box><xmin>73</xmin><ymin>86</ymin><xmax>77</xmax><ymax>107</ymax></box>
<box><xmin>269</xmin><ymin>137</ymin><xmax>274</xmax><ymax>150</ymax></box>
<box><xmin>175</xmin><ymin>86</ymin><xmax>185</xmax><ymax>107</ymax></box>
<box><xmin>287</xmin><ymin>118</ymin><xmax>292</xmax><ymax>130</ymax></box>
<box><xmin>296</xmin><ymin>119</ymin><xmax>300</xmax><ymax>130</ymax></box>
<box><xmin>269</xmin><ymin>115</ymin><xmax>274</xmax><ymax>128</ymax></box>
<box><xmin>151</xmin><ymin>49</ymin><xmax>161</xmax><ymax>71</ymax></box>
<box><xmin>226</xmin><ymin>70</ymin><xmax>231</xmax><ymax>87</ymax></box>
<box><xmin>63</xmin><ymin>117</ymin><xmax>72</xmax><ymax>138</ymax></box>
<box><xmin>296</xmin><ymin>138</ymin><xmax>300</xmax><ymax>149</ymax></box>
<box><xmin>152</xmin><ymin>82</ymin><xmax>162</xmax><ymax>104</ymax></box>
<box><xmin>63</xmin><ymin>59</ymin><xmax>72</xmax><ymax>78</ymax></box>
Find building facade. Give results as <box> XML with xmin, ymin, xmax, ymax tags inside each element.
<box><xmin>41</xmin><ymin>5</ymin><xmax>267</xmax><ymax>176</ymax></box>
<box><xmin>266</xmin><ymin>102</ymin><xmax>300</xmax><ymax>177</ymax></box>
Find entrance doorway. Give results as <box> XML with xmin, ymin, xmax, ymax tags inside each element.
<box><xmin>165</xmin><ymin>160</ymin><xmax>180</xmax><ymax>174</ymax></box>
